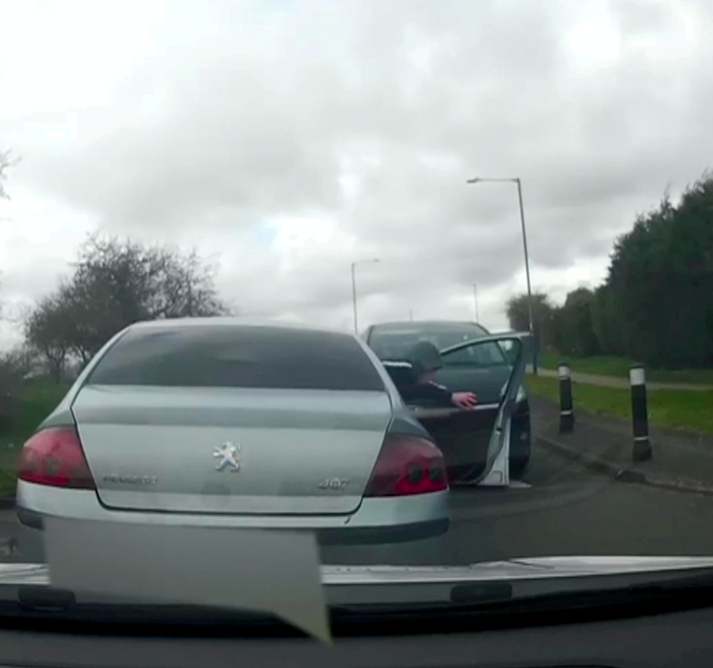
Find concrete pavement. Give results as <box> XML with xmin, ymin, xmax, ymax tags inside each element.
<box><xmin>532</xmin><ymin>366</ymin><xmax>713</xmax><ymax>391</ymax></box>
<box><xmin>532</xmin><ymin>396</ymin><xmax>713</xmax><ymax>494</ymax></box>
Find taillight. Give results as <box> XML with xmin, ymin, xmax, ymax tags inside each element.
<box><xmin>364</xmin><ymin>433</ymin><xmax>448</xmax><ymax>497</ymax></box>
<box><xmin>18</xmin><ymin>427</ymin><xmax>95</xmax><ymax>490</ymax></box>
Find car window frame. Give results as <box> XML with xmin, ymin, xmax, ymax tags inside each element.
<box><xmin>366</xmin><ymin>323</ymin><xmax>496</xmax><ymax>363</ymax></box>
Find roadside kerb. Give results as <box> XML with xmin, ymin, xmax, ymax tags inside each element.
<box><xmin>536</xmin><ymin>433</ymin><xmax>713</xmax><ymax>496</ymax></box>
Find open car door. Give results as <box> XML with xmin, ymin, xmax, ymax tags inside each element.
<box><xmin>405</xmin><ymin>332</ymin><xmax>532</xmax><ymax>486</ymax></box>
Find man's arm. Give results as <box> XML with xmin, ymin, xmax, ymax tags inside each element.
<box><xmin>403</xmin><ymin>380</ymin><xmax>455</xmax><ymax>407</ymax></box>
<box><xmin>382</xmin><ymin>361</ymin><xmax>455</xmax><ymax>407</ymax></box>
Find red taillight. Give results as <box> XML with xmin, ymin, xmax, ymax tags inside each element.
<box><xmin>364</xmin><ymin>433</ymin><xmax>448</xmax><ymax>497</ymax></box>
<box><xmin>18</xmin><ymin>427</ymin><xmax>96</xmax><ymax>490</ymax></box>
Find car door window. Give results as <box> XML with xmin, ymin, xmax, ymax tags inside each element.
<box><xmin>441</xmin><ymin>337</ymin><xmax>509</xmax><ymax>367</ymax></box>
<box><xmin>441</xmin><ymin>337</ymin><xmax>513</xmax><ymax>367</ymax></box>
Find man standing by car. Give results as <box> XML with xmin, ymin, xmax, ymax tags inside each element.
<box><xmin>382</xmin><ymin>341</ymin><xmax>478</xmax><ymax>410</ymax></box>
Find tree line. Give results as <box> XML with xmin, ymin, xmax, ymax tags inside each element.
<box><xmin>23</xmin><ymin>234</ymin><xmax>231</xmax><ymax>382</ymax></box>
<box><xmin>506</xmin><ymin>172</ymin><xmax>713</xmax><ymax>369</ymax></box>
<box><xmin>0</xmin><ymin>149</ymin><xmax>232</xmax><ymax>430</ymax></box>
<box><xmin>0</xmin><ymin>234</ymin><xmax>229</xmax><ymax>429</ymax></box>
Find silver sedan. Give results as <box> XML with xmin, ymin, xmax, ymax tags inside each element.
<box><xmin>16</xmin><ymin>318</ymin><xmax>450</xmax><ymax>559</ymax></box>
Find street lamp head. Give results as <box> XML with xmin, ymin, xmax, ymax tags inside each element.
<box><xmin>466</xmin><ymin>177</ymin><xmax>518</xmax><ymax>184</ymax></box>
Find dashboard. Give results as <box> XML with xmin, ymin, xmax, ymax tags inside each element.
<box><xmin>0</xmin><ymin>603</ymin><xmax>710</xmax><ymax>668</ymax></box>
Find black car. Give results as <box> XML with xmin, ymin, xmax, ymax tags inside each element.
<box><xmin>363</xmin><ymin>320</ymin><xmax>532</xmax><ymax>480</ymax></box>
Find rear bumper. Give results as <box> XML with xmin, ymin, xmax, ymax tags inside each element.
<box><xmin>16</xmin><ymin>481</ymin><xmax>450</xmax><ymax>559</ymax></box>
<box><xmin>17</xmin><ymin>510</ymin><xmax>449</xmax><ymax>551</ymax></box>
<box><xmin>317</xmin><ymin>517</ymin><xmax>449</xmax><ymax>545</ymax></box>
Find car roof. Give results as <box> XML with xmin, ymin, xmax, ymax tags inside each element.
<box><xmin>127</xmin><ymin>317</ymin><xmax>352</xmax><ymax>337</ymax></box>
<box><xmin>370</xmin><ymin>320</ymin><xmax>489</xmax><ymax>331</ymax></box>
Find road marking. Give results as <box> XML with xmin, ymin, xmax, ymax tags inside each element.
<box><xmin>509</xmin><ymin>480</ymin><xmax>532</xmax><ymax>489</ymax></box>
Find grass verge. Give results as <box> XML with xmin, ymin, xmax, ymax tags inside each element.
<box><xmin>0</xmin><ymin>378</ymin><xmax>70</xmax><ymax>497</ymax></box>
<box><xmin>526</xmin><ymin>375</ymin><xmax>713</xmax><ymax>434</ymax></box>
<box><xmin>0</xmin><ymin>466</ymin><xmax>17</xmax><ymax>498</ymax></box>
<box><xmin>538</xmin><ymin>352</ymin><xmax>713</xmax><ymax>386</ymax></box>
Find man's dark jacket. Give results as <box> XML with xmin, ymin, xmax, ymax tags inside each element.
<box><xmin>381</xmin><ymin>359</ymin><xmax>455</xmax><ymax>407</ymax></box>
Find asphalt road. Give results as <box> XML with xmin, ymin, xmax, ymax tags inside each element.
<box><xmin>322</xmin><ymin>444</ymin><xmax>713</xmax><ymax>565</ymax></box>
<box><xmin>0</xmin><ymin>511</ymin><xmax>18</xmax><ymax>562</ymax></box>
<box><xmin>2</xmin><ymin>444</ymin><xmax>713</xmax><ymax>565</ymax></box>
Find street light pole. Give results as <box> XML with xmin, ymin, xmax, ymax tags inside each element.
<box><xmin>466</xmin><ymin>176</ymin><xmax>537</xmax><ymax>374</ymax></box>
<box><xmin>515</xmin><ymin>178</ymin><xmax>535</xmax><ymax>360</ymax></box>
<box><xmin>351</xmin><ymin>262</ymin><xmax>358</xmax><ymax>334</ymax></box>
<box><xmin>350</xmin><ymin>258</ymin><xmax>380</xmax><ymax>334</ymax></box>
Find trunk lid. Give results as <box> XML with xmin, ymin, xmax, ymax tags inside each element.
<box><xmin>72</xmin><ymin>385</ymin><xmax>392</xmax><ymax>515</ymax></box>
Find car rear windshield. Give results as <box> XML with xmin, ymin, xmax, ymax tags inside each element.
<box><xmin>368</xmin><ymin>323</ymin><xmax>508</xmax><ymax>366</ymax></box>
<box><xmin>86</xmin><ymin>325</ymin><xmax>386</xmax><ymax>391</ymax></box>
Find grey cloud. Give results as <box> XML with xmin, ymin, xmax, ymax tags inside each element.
<box><xmin>4</xmin><ymin>254</ymin><xmax>71</xmax><ymax>303</ymax></box>
<box><xmin>613</xmin><ymin>0</ymin><xmax>683</xmax><ymax>34</ymax></box>
<box><xmin>6</xmin><ymin>0</ymin><xmax>713</xmax><ymax>326</ymax></box>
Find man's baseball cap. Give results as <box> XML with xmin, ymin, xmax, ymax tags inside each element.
<box><xmin>407</xmin><ymin>340</ymin><xmax>443</xmax><ymax>375</ymax></box>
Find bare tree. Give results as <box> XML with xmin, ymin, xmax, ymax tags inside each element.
<box><xmin>27</xmin><ymin>234</ymin><xmax>231</xmax><ymax>364</ymax></box>
<box><xmin>25</xmin><ymin>294</ymin><xmax>74</xmax><ymax>383</ymax></box>
<box><xmin>0</xmin><ymin>145</ymin><xmax>11</xmax><ymax>313</ymax></box>
<box><xmin>505</xmin><ymin>292</ymin><xmax>557</xmax><ymax>350</ymax></box>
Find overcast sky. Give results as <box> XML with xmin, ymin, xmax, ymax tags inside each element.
<box><xmin>0</xmin><ymin>0</ymin><xmax>711</xmax><ymax>346</ymax></box>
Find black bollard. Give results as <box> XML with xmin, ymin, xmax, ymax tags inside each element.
<box><xmin>558</xmin><ymin>362</ymin><xmax>574</xmax><ymax>433</ymax></box>
<box><xmin>630</xmin><ymin>365</ymin><xmax>652</xmax><ymax>461</ymax></box>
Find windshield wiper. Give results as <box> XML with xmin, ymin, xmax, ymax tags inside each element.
<box><xmin>0</xmin><ymin>588</ymin><xmax>289</xmax><ymax>633</ymax></box>
<box><xmin>1</xmin><ymin>573</ymin><xmax>713</xmax><ymax>639</ymax></box>
<box><xmin>332</xmin><ymin>569</ymin><xmax>713</xmax><ymax>620</ymax></box>
<box><xmin>4</xmin><ymin>560</ymin><xmax>713</xmax><ymax>634</ymax></box>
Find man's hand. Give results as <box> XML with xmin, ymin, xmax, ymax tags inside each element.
<box><xmin>451</xmin><ymin>391</ymin><xmax>478</xmax><ymax>410</ymax></box>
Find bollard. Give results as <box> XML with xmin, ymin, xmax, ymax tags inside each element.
<box><xmin>630</xmin><ymin>365</ymin><xmax>652</xmax><ymax>461</ymax></box>
<box><xmin>558</xmin><ymin>362</ymin><xmax>574</xmax><ymax>433</ymax></box>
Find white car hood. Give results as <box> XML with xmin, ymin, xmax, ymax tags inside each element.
<box><xmin>0</xmin><ymin>556</ymin><xmax>713</xmax><ymax>601</ymax></box>
<box><xmin>323</xmin><ymin>555</ymin><xmax>713</xmax><ymax>583</ymax></box>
